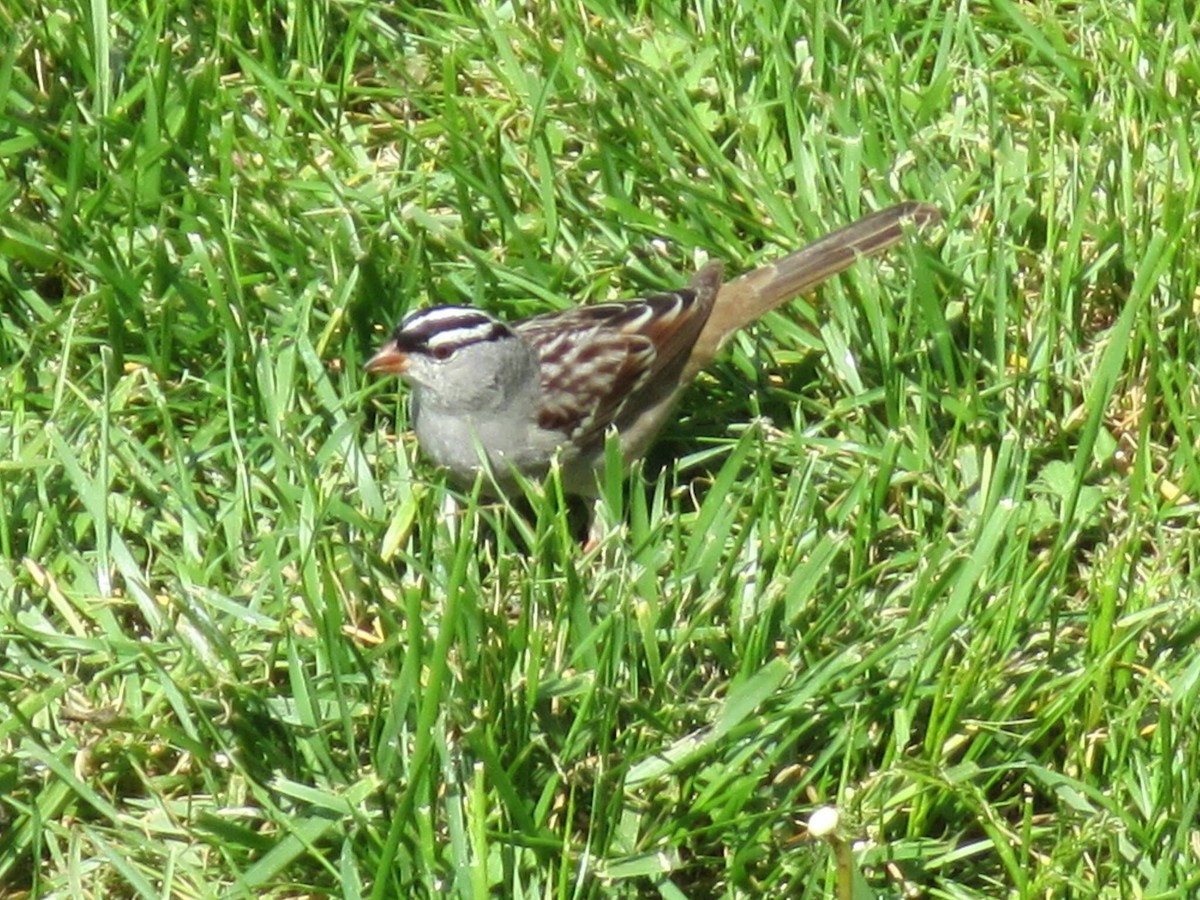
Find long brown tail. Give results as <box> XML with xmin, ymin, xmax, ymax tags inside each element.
<box><xmin>686</xmin><ymin>201</ymin><xmax>940</xmax><ymax>378</ymax></box>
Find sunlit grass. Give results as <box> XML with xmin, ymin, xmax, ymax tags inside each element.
<box><xmin>2</xmin><ymin>0</ymin><xmax>1199</xmax><ymax>897</ymax></box>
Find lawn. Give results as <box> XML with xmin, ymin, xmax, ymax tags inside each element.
<box><xmin>2</xmin><ymin>1</ymin><xmax>1199</xmax><ymax>897</ymax></box>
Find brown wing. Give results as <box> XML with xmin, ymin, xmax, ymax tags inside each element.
<box><xmin>514</xmin><ymin>262</ymin><xmax>724</xmax><ymax>450</ymax></box>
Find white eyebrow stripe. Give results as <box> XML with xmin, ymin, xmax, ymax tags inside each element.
<box><xmin>425</xmin><ymin>319</ymin><xmax>503</xmax><ymax>349</ymax></box>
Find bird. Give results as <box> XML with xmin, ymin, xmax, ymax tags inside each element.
<box><xmin>366</xmin><ymin>201</ymin><xmax>940</xmax><ymax>500</ymax></box>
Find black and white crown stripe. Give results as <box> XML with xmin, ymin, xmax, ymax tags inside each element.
<box><xmin>394</xmin><ymin>286</ymin><xmax>696</xmax><ymax>356</ymax></box>
<box><xmin>392</xmin><ymin>306</ymin><xmax>511</xmax><ymax>355</ymax></box>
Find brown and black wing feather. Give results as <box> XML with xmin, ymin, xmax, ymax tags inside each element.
<box><xmin>514</xmin><ymin>262</ymin><xmax>724</xmax><ymax>452</ymax></box>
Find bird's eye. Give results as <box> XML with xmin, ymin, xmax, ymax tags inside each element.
<box><xmin>431</xmin><ymin>344</ymin><xmax>454</xmax><ymax>361</ymax></box>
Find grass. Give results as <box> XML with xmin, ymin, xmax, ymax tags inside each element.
<box><xmin>2</xmin><ymin>0</ymin><xmax>1199</xmax><ymax>896</ymax></box>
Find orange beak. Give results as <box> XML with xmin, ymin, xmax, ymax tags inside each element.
<box><xmin>364</xmin><ymin>340</ymin><xmax>410</xmax><ymax>374</ymax></box>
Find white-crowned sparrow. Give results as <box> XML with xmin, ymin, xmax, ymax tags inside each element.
<box><xmin>366</xmin><ymin>201</ymin><xmax>940</xmax><ymax>495</ymax></box>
